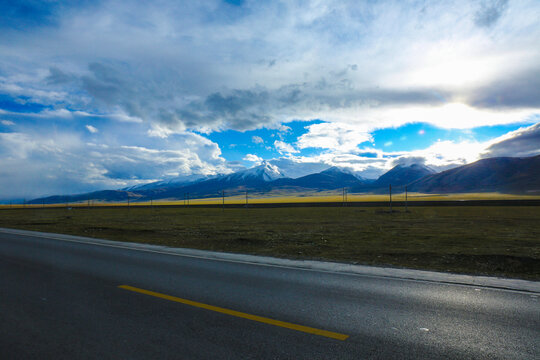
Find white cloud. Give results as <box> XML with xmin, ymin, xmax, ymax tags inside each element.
<box><xmin>389</xmin><ymin>122</ymin><xmax>540</xmax><ymax>170</ymax></box>
<box><xmin>481</xmin><ymin>122</ymin><xmax>540</xmax><ymax>158</ymax></box>
<box><xmin>243</xmin><ymin>154</ymin><xmax>263</xmax><ymax>163</ymax></box>
<box><xmin>403</xmin><ymin>140</ymin><xmax>486</xmax><ymax>170</ymax></box>
<box><xmin>147</xmin><ymin>124</ymin><xmax>183</xmax><ymax>138</ymax></box>
<box><xmin>362</xmin><ymin>103</ymin><xmax>536</xmax><ymax>130</ymax></box>
<box><xmin>274</xmin><ymin>140</ymin><xmax>299</xmax><ymax>155</ymax></box>
<box><xmin>108</xmin><ymin>112</ymin><xmax>143</xmax><ymax>123</ymax></box>
<box><xmin>280</xmin><ymin>152</ymin><xmax>387</xmax><ymax>179</ymax></box>
<box><xmin>297</xmin><ymin>122</ymin><xmax>372</xmax><ymax>152</ymax></box>
<box><xmin>0</xmin><ymin>129</ymin><xmax>229</xmax><ymax>199</ymax></box>
<box><xmin>278</xmin><ymin>125</ymin><xmax>291</xmax><ymax>133</ymax></box>
<box><xmin>282</xmin><ymin>122</ymin><xmax>540</xmax><ymax>178</ymax></box>
<box><xmin>251</xmin><ymin>135</ymin><xmax>264</xmax><ymax>144</ymax></box>
<box><xmin>0</xmin><ymin>78</ymin><xmax>68</xmax><ymax>104</ymax></box>
<box><xmin>1</xmin><ymin>120</ymin><xmax>14</xmax><ymax>126</ymax></box>
<box><xmin>85</xmin><ymin>124</ymin><xmax>98</xmax><ymax>133</ymax></box>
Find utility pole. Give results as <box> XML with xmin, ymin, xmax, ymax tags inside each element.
<box><xmin>150</xmin><ymin>197</ymin><xmax>153</xmax><ymax>208</ymax></box>
<box><xmin>342</xmin><ymin>187</ymin><xmax>345</xmax><ymax>207</ymax></box>
<box><xmin>23</xmin><ymin>198</ymin><xmax>26</xmax><ymax>209</ymax></box>
<box><xmin>405</xmin><ymin>185</ymin><xmax>408</xmax><ymax>212</ymax></box>
<box><xmin>127</xmin><ymin>194</ymin><xmax>130</xmax><ymax>208</ymax></box>
<box><xmin>222</xmin><ymin>190</ymin><xmax>225</xmax><ymax>211</ymax></box>
<box><xmin>245</xmin><ymin>190</ymin><xmax>248</xmax><ymax>208</ymax></box>
<box><xmin>187</xmin><ymin>192</ymin><xmax>190</xmax><ymax>206</ymax></box>
<box><xmin>389</xmin><ymin>184</ymin><xmax>392</xmax><ymax>213</ymax></box>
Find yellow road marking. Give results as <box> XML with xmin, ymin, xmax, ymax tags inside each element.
<box><xmin>118</xmin><ymin>285</ymin><xmax>349</xmax><ymax>341</ymax></box>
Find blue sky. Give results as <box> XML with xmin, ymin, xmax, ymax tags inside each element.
<box><xmin>1</xmin><ymin>0</ymin><xmax>540</xmax><ymax>200</ymax></box>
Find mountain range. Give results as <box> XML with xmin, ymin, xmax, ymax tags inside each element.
<box><xmin>407</xmin><ymin>155</ymin><xmax>540</xmax><ymax>194</ymax></box>
<box><xmin>29</xmin><ymin>155</ymin><xmax>540</xmax><ymax>204</ymax></box>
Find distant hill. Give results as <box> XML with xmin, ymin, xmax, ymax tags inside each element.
<box><xmin>272</xmin><ymin>166</ymin><xmax>366</xmax><ymax>191</ymax></box>
<box><xmin>349</xmin><ymin>163</ymin><xmax>434</xmax><ymax>193</ymax></box>
<box><xmin>408</xmin><ymin>155</ymin><xmax>540</xmax><ymax>193</ymax></box>
<box><xmin>372</xmin><ymin>164</ymin><xmax>434</xmax><ymax>187</ymax></box>
<box><xmin>28</xmin><ymin>190</ymin><xmax>134</xmax><ymax>204</ymax></box>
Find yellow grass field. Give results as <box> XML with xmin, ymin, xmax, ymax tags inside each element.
<box><xmin>2</xmin><ymin>192</ymin><xmax>540</xmax><ymax>209</ymax></box>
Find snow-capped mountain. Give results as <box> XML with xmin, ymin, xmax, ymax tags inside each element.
<box><xmin>320</xmin><ymin>166</ymin><xmax>369</xmax><ymax>181</ymax></box>
<box><xmin>223</xmin><ymin>161</ymin><xmax>285</xmax><ymax>182</ymax></box>
<box><xmin>118</xmin><ymin>162</ymin><xmax>288</xmax><ymax>200</ymax></box>
<box><xmin>28</xmin><ymin>155</ymin><xmax>540</xmax><ymax>204</ymax></box>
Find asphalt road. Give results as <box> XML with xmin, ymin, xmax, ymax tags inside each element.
<box><xmin>0</xmin><ymin>229</ymin><xmax>538</xmax><ymax>359</ymax></box>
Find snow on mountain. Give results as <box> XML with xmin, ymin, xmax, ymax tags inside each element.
<box><xmin>321</xmin><ymin>166</ymin><xmax>368</xmax><ymax>181</ymax></box>
<box><xmin>224</xmin><ymin>161</ymin><xmax>286</xmax><ymax>182</ymax></box>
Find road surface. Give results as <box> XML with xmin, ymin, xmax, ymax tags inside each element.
<box><xmin>0</xmin><ymin>228</ymin><xmax>538</xmax><ymax>359</ymax></box>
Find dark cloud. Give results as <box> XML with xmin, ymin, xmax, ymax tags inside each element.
<box><xmin>391</xmin><ymin>156</ymin><xmax>427</xmax><ymax>167</ymax></box>
<box><xmin>467</xmin><ymin>68</ymin><xmax>540</xmax><ymax>109</ymax></box>
<box><xmin>178</xmin><ymin>89</ymin><xmax>274</xmax><ymax>131</ymax></box>
<box><xmin>82</xmin><ymin>63</ymin><xmax>129</xmax><ymax>101</ymax></box>
<box><xmin>365</xmin><ymin>88</ymin><xmax>449</xmax><ymax>105</ymax></box>
<box><xmin>46</xmin><ymin>67</ymin><xmax>74</xmax><ymax>85</ymax></box>
<box><xmin>81</xmin><ymin>62</ymin><xmax>155</xmax><ymax>120</ymax></box>
<box><xmin>392</xmin><ymin>156</ymin><xmax>463</xmax><ymax>173</ymax></box>
<box><xmin>75</xmin><ymin>60</ymin><xmax>450</xmax><ymax>133</ymax></box>
<box><xmin>482</xmin><ymin>122</ymin><xmax>540</xmax><ymax>158</ymax></box>
<box><xmin>474</xmin><ymin>0</ymin><xmax>508</xmax><ymax>28</ymax></box>
<box><xmin>171</xmin><ymin>84</ymin><xmax>448</xmax><ymax>132</ymax></box>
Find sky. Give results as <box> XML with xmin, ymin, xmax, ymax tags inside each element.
<box><xmin>1</xmin><ymin>0</ymin><xmax>540</xmax><ymax>200</ymax></box>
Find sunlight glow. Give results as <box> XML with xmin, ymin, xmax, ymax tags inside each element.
<box><xmin>376</xmin><ymin>103</ymin><xmax>534</xmax><ymax>129</ymax></box>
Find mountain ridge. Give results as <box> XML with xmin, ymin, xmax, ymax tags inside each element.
<box><xmin>28</xmin><ymin>155</ymin><xmax>540</xmax><ymax>204</ymax></box>
<box><xmin>408</xmin><ymin>155</ymin><xmax>540</xmax><ymax>193</ymax></box>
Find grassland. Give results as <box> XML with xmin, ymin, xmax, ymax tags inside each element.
<box><xmin>3</xmin><ymin>192</ymin><xmax>540</xmax><ymax>208</ymax></box>
<box><xmin>1</xmin><ymin>206</ymin><xmax>539</xmax><ymax>279</ymax></box>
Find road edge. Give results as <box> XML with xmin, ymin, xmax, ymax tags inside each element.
<box><xmin>1</xmin><ymin>227</ymin><xmax>539</xmax><ymax>293</ymax></box>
